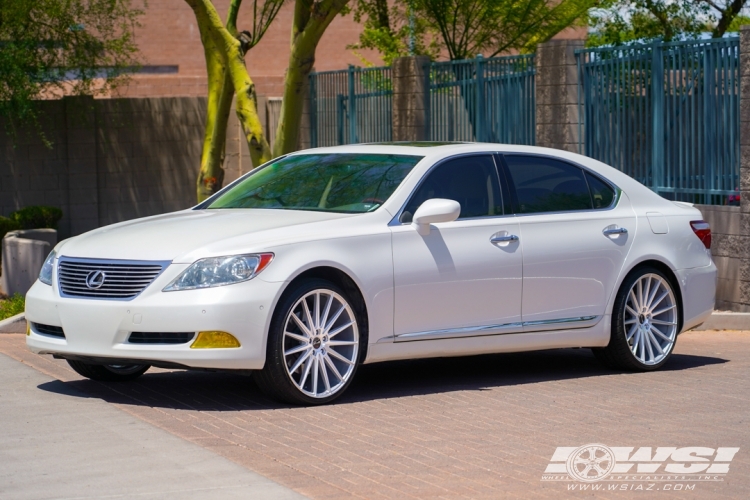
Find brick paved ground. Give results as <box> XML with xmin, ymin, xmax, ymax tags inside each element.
<box><xmin>1</xmin><ymin>331</ymin><xmax>748</xmax><ymax>499</ymax></box>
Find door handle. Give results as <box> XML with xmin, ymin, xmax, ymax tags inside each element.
<box><xmin>603</xmin><ymin>226</ymin><xmax>628</xmax><ymax>236</ymax></box>
<box><xmin>490</xmin><ymin>234</ymin><xmax>519</xmax><ymax>244</ymax></box>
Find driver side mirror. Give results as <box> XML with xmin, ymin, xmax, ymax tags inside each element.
<box><xmin>412</xmin><ymin>198</ymin><xmax>461</xmax><ymax>236</ymax></box>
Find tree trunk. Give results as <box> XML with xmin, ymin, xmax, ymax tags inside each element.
<box><xmin>187</xmin><ymin>0</ymin><xmax>272</xmax><ymax>201</ymax></box>
<box><xmin>273</xmin><ymin>0</ymin><xmax>350</xmax><ymax>156</ymax></box>
<box><xmin>196</xmin><ymin>19</ymin><xmax>234</xmax><ymax>201</ymax></box>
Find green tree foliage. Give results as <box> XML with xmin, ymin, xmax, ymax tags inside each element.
<box><xmin>0</xmin><ymin>0</ymin><xmax>144</xmax><ymax>135</ymax></box>
<box><xmin>345</xmin><ymin>0</ymin><xmax>439</xmax><ymax>64</ymax></box>
<box><xmin>588</xmin><ymin>0</ymin><xmax>750</xmax><ymax>46</ymax></box>
<box><xmin>350</xmin><ymin>0</ymin><xmax>597</xmax><ymax>62</ymax></box>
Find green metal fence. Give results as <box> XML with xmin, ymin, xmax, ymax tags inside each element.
<box><xmin>577</xmin><ymin>38</ymin><xmax>740</xmax><ymax>205</ymax></box>
<box><xmin>428</xmin><ymin>54</ymin><xmax>536</xmax><ymax>144</ymax></box>
<box><xmin>309</xmin><ymin>65</ymin><xmax>392</xmax><ymax>147</ymax></box>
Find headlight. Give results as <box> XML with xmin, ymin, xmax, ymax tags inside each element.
<box><xmin>39</xmin><ymin>250</ymin><xmax>56</xmax><ymax>285</ymax></box>
<box><xmin>163</xmin><ymin>253</ymin><xmax>273</xmax><ymax>291</ymax></box>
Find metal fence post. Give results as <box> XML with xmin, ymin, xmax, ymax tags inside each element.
<box><xmin>651</xmin><ymin>42</ymin><xmax>665</xmax><ymax>192</ymax></box>
<box><xmin>309</xmin><ymin>73</ymin><xmax>318</xmax><ymax>148</ymax></box>
<box><xmin>348</xmin><ymin>65</ymin><xmax>357</xmax><ymax>144</ymax></box>
<box><xmin>475</xmin><ymin>54</ymin><xmax>485</xmax><ymax>142</ymax></box>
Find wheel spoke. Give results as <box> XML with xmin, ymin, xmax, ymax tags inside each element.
<box><xmin>284</xmin><ymin>331</ymin><xmax>308</xmax><ymax>343</ymax></box>
<box><xmin>314</xmin><ymin>292</ymin><xmax>321</xmax><ymax>330</ymax></box>
<box><xmin>645</xmin><ymin>281</ymin><xmax>661</xmax><ymax>309</ymax></box>
<box><xmin>648</xmin><ymin>290</ymin><xmax>669</xmax><ymax>312</ymax></box>
<box><xmin>650</xmin><ymin>325</ymin><xmax>672</xmax><ymax>343</ymax></box>
<box><xmin>642</xmin><ymin>276</ymin><xmax>651</xmax><ymax>309</ymax></box>
<box><xmin>629</xmin><ymin>289</ymin><xmax>639</xmax><ymax>309</ymax></box>
<box><xmin>328</xmin><ymin>340</ymin><xmax>357</xmax><ymax>347</ymax></box>
<box><xmin>625</xmin><ymin>323</ymin><xmax>638</xmax><ymax>341</ymax></box>
<box><xmin>651</xmin><ymin>319</ymin><xmax>676</xmax><ymax>326</ymax></box>
<box><xmin>320</xmin><ymin>294</ymin><xmax>333</xmax><ymax>331</ymax></box>
<box><xmin>327</xmin><ymin>348</ymin><xmax>355</xmax><ymax>365</ymax></box>
<box><xmin>311</xmin><ymin>355</ymin><xmax>319</xmax><ymax>395</ymax></box>
<box><xmin>625</xmin><ymin>304</ymin><xmax>639</xmax><ymax>318</ymax></box>
<box><xmin>645</xmin><ymin>329</ymin><xmax>655</xmax><ymax>362</ymax></box>
<box><xmin>624</xmin><ymin>318</ymin><xmax>637</xmax><ymax>325</ymax></box>
<box><xmin>652</xmin><ymin>304</ymin><xmax>676</xmax><ymax>316</ymax></box>
<box><xmin>320</xmin><ymin>356</ymin><xmax>331</xmax><ymax>394</ymax></box>
<box><xmin>328</xmin><ymin>321</ymin><xmax>354</xmax><ymax>339</ymax></box>
<box><xmin>323</xmin><ymin>353</ymin><xmax>344</xmax><ymax>381</ymax></box>
<box><xmin>285</xmin><ymin>343</ymin><xmax>310</xmax><ymax>357</ymax></box>
<box><xmin>290</xmin><ymin>313</ymin><xmax>312</xmax><ymax>337</ymax></box>
<box><xmin>324</xmin><ymin>304</ymin><xmax>346</xmax><ymax>334</ymax></box>
<box><xmin>648</xmin><ymin>329</ymin><xmax>665</xmax><ymax>355</ymax></box>
<box><xmin>299</xmin><ymin>356</ymin><xmax>313</xmax><ymax>389</ymax></box>
<box><xmin>303</xmin><ymin>298</ymin><xmax>315</xmax><ymax>333</ymax></box>
<box><xmin>637</xmin><ymin>278</ymin><xmax>644</xmax><ymax>309</ymax></box>
<box><xmin>288</xmin><ymin>349</ymin><xmax>312</xmax><ymax>374</ymax></box>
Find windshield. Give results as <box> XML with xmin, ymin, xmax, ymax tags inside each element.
<box><xmin>206</xmin><ymin>153</ymin><xmax>423</xmax><ymax>213</ymax></box>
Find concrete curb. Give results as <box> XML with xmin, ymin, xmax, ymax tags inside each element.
<box><xmin>691</xmin><ymin>312</ymin><xmax>750</xmax><ymax>331</ymax></box>
<box><xmin>0</xmin><ymin>312</ymin><xmax>25</xmax><ymax>333</ymax></box>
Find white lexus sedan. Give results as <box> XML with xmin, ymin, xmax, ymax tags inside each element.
<box><xmin>26</xmin><ymin>143</ymin><xmax>716</xmax><ymax>404</ymax></box>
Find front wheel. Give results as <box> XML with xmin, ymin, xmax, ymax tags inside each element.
<box><xmin>255</xmin><ymin>279</ymin><xmax>362</xmax><ymax>405</ymax></box>
<box><xmin>593</xmin><ymin>267</ymin><xmax>680</xmax><ymax>371</ymax></box>
<box><xmin>67</xmin><ymin>360</ymin><xmax>150</xmax><ymax>381</ymax></box>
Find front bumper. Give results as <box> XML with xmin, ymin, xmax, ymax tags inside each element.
<box><xmin>25</xmin><ymin>264</ymin><xmax>284</xmax><ymax>370</ymax></box>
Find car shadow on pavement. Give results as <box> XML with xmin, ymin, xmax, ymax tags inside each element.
<box><xmin>37</xmin><ymin>348</ymin><xmax>727</xmax><ymax>410</ymax></box>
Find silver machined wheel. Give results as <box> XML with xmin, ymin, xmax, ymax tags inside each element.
<box><xmin>282</xmin><ymin>289</ymin><xmax>359</xmax><ymax>399</ymax></box>
<box><xmin>623</xmin><ymin>273</ymin><xmax>677</xmax><ymax>366</ymax></box>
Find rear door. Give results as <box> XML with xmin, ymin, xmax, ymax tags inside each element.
<box><xmin>499</xmin><ymin>154</ymin><xmax>635</xmax><ymax>330</ymax></box>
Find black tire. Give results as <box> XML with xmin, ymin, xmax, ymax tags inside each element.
<box><xmin>255</xmin><ymin>278</ymin><xmax>365</xmax><ymax>405</ymax></box>
<box><xmin>67</xmin><ymin>360</ymin><xmax>150</xmax><ymax>381</ymax></box>
<box><xmin>593</xmin><ymin>266</ymin><xmax>680</xmax><ymax>371</ymax></box>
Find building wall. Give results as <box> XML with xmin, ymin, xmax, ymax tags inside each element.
<box><xmin>119</xmin><ymin>1</ymin><xmax>383</xmax><ymax>99</ymax></box>
<box><xmin>0</xmin><ymin>96</ymin><xmax>253</xmax><ymax>239</ymax></box>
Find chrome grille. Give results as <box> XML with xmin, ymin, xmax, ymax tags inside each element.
<box><xmin>57</xmin><ymin>258</ymin><xmax>169</xmax><ymax>300</ymax></box>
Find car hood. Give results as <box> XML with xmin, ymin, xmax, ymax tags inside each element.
<box><xmin>58</xmin><ymin>209</ymin><xmax>356</xmax><ymax>262</ymax></box>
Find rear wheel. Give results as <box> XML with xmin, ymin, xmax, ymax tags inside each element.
<box><xmin>593</xmin><ymin>267</ymin><xmax>679</xmax><ymax>371</ymax></box>
<box><xmin>255</xmin><ymin>278</ymin><xmax>362</xmax><ymax>405</ymax></box>
<box><xmin>67</xmin><ymin>360</ymin><xmax>150</xmax><ymax>381</ymax></box>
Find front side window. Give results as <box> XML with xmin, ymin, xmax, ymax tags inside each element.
<box><xmin>400</xmin><ymin>155</ymin><xmax>503</xmax><ymax>223</ymax></box>
<box><xmin>503</xmin><ymin>155</ymin><xmax>593</xmax><ymax>214</ymax></box>
<box><xmin>207</xmin><ymin>153</ymin><xmax>422</xmax><ymax>213</ymax></box>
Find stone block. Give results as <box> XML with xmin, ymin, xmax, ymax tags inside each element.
<box><xmin>695</xmin><ymin>204</ymin><xmax>742</xmax><ymax>235</ymax></box>
<box><xmin>712</xmin><ymin>233</ymin><xmax>750</xmax><ymax>258</ymax></box>
<box><xmin>0</xmin><ymin>229</ymin><xmax>56</xmax><ymax>296</ymax></box>
<box><xmin>717</xmin><ymin>276</ymin><xmax>742</xmax><ymax>305</ymax></box>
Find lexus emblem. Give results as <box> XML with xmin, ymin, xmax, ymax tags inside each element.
<box><xmin>85</xmin><ymin>270</ymin><xmax>106</xmax><ymax>289</ymax></box>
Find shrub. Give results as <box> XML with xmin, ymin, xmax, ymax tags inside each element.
<box><xmin>0</xmin><ymin>216</ymin><xmax>21</xmax><ymax>243</ymax></box>
<box><xmin>9</xmin><ymin>205</ymin><xmax>63</xmax><ymax>230</ymax></box>
<box><xmin>0</xmin><ymin>293</ymin><xmax>25</xmax><ymax>321</ymax></box>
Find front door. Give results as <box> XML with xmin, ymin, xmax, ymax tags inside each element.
<box><xmin>500</xmin><ymin>154</ymin><xmax>636</xmax><ymax>329</ymax></box>
<box><xmin>391</xmin><ymin>155</ymin><xmax>523</xmax><ymax>341</ymax></box>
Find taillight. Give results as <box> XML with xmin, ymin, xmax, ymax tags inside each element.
<box><xmin>690</xmin><ymin>220</ymin><xmax>711</xmax><ymax>249</ymax></box>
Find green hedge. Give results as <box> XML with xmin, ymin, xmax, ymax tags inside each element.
<box><xmin>8</xmin><ymin>206</ymin><xmax>63</xmax><ymax>230</ymax></box>
<box><xmin>0</xmin><ymin>216</ymin><xmax>21</xmax><ymax>244</ymax></box>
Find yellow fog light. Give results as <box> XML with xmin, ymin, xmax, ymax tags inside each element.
<box><xmin>190</xmin><ymin>331</ymin><xmax>241</xmax><ymax>349</ymax></box>
<box><xmin>26</xmin><ymin>321</ymin><xmax>31</xmax><ymax>336</ymax></box>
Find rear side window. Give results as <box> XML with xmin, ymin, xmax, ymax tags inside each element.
<box><xmin>586</xmin><ymin>171</ymin><xmax>616</xmax><ymax>209</ymax></box>
<box><xmin>400</xmin><ymin>155</ymin><xmax>503</xmax><ymax>222</ymax></box>
<box><xmin>503</xmin><ymin>155</ymin><xmax>592</xmax><ymax>214</ymax></box>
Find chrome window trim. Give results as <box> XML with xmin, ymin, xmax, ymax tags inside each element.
<box><xmin>393</xmin><ymin>315</ymin><xmax>600</xmax><ymax>342</ymax></box>
<box><xmin>57</xmin><ymin>256</ymin><xmax>172</xmax><ymax>301</ymax></box>
<box><xmin>388</xmin><ymin>151</ymin><xmax>509</xmax><ymax>227</ymax></box>
<box><xmin>498</xmin><ymin>152</ymin><xmax>622</xmax><ymax>216</ymax></box>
